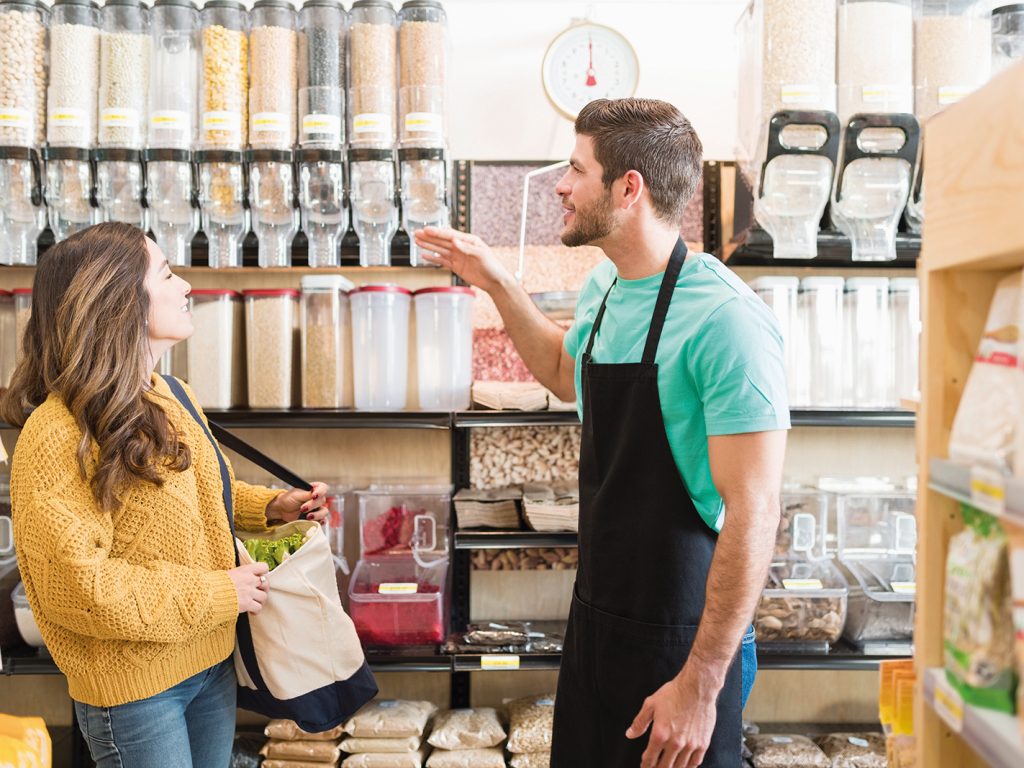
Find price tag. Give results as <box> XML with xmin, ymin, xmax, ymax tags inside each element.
<box><xmin>782</xmin><ymin>579</ymin><xmax>823</xmax><ymax>591</ymax></box>
<box><xmin>252</xmin><ymin>112</ymin><xmax>289</xmax><ymax>134</ymax></box>
<box><xmin>101</xmin><ymin>108</ymin><xmax>139</xmax><ymax>128</ymax></box>
<box><xmin>353</xmin><ymin>113</ymin><xmax>389</xmax><ymax>134</ymax></box>
<box><xmin>203</xmin><ymin>111</ymin><xmax>242</xmax><ymax>139</ymax></box>
<box><xmin>970</xmin><ymin>465</ymin><xmax>1006</xmax><ymax>517</ymax></box>
<box><xmin>861</xmin><ymin>84</ymin><xmax>901</xmax><ymax>104</ymax></box>
<box><xmin>891</xmin><ymin>581</ymin><xmax>916</xmax><ymax>595</ymax></box>
<box><xmin>480</xmin><ymin>654</ymin><xmax>520</xmax><ymax>671</ymax></box>
<box><xmin>780</xmin><ymin>84</ymin><xmax>820</xmax><ymax>105</ymax></box>
<box><xmin>404</xmin><ymin>112</ymin><xmax>442</xmax><ymax>135</ymax></box>
<box><xmin>302</xmin><ymin>114</ymin><xmax>342</xmax><ymax>140</ymax></box>
<box><xmin>49</xmin><ymin>108</ymin><xmax>87</xmax><ymax>129</ymax></box>
<box><xmin>377</xmin><ymin>583</ymin><xmax>418</xmax><ymax>595</ymax></box>
<box><xmin>0</xmin><ymin>107</ymin><xmax>32</xmax><ymax>129</ymax></box>
<box><xmin>933</xmin><ymin>675</ymin><xmax>964</xmax><ymax>733</ymax></box>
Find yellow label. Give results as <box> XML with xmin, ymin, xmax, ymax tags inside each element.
<box><xmin>780</xmin><ymin>84</ymin><xmax>820</xmax><ymax>104</ymax></box>
<box><xmin>933</xmin><ymin>677</ymin><xmax>964</xmax><ymax>734</ymax></box>
<box><xmin>938</xmin><ymin>86</ymin><xmax>971</xmax><ymax>106</ymax></box>
<box><xmin>377</xmin><ymin>583</ymin><xmax>418</xmax><ymax>595</ymax></box>
<box><xmin>353</xmin><ymin>113</ymin><xmax>388</xmax><ymax>134</ymax></box>
<box><xmin>970</xmin><ymin>465</ymin><xmax>1006</xmax><ymax>517</ymax></box>
<box><xmin>782</xmin><ymin>578</ymin><xmax>823</xmax><ymax>591</ymax></box>
<box><xmin>480</xmin><ymin>655</ymin><xmax>520</xmax><ymax>670</ymax></box>
<box><xmin>891</xmin><ymin>581</ymin><xmax>916</xmax><ymax>594</ymax></box>
<box><xmin>862</xmin><ymin>85</ymin><xmax>899</xmax><ymax>103</ymax></box>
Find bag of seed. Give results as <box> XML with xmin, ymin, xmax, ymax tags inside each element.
<box><xmin>340</xmin><ymin>735</ymin><xmax>422</xmax><ymax>754</ymax></box>
<box><xmin>745</xmin><ymin>734</ymin><xmax>829</xmax><ymax>768</ymax></box>
<box><xmin>425</xmin><ymin>748</ymin><xmax>506</xmax><ymax>768</ymax></box>
<box><xmin>505</xmin><ymin>695</ymin><xmax>555</xmax><ymax>754</ymax></box>
<box><xmin>427</xmin><ymin>708</ymin><xmax>506</xmax><ymax>750</ymax></box>
<box><xmin>340</xmin><ymin>749</ymin><xmax>427</xmax><ymax>768</ymax></box>
<box><xmin>508</xmin><ymin>752</ymin><xmax>550</xmax><ymax>768</ymax></box>
<box><xmin>261</xmin><ymin>739</ymin><xmax>342</xmax><ymax>763</ymax></box>
<box><xmin>344</xmin><ymin>701</ymin><xmax>437</xmax><ymax>739</ymax></box>
<box><xmin>266</xmin><ymin>719</ymin><xmax>345</xmax><ymax>741</ymax></box>
<box><xmin>814</xmin><ymin>733</ymin><xmax>886</xmax><ymax>768</ymax></box>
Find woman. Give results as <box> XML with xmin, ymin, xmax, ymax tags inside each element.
<box><xmin>3</xmin><ymin>223</ymin><xmax>329</xmax><ymax>767</ymax></box>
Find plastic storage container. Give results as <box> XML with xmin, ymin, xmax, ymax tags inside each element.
<box><xmin>187</xmin><ymin>289</ymin><xmax>245</xmax><ymax>409</ymax></box>
<box><xmin>199</xmin><ymin>0</ymin><xmax>248</xmax><ymax>150</ymax></box>
<box><xmin>889</xmin><ymin>277</ymin><xmax>920</xmax><ymax>405</ymax></box>
<box><xmin>249</xmin><ymin>0</ymin><xmax>297</xmax><ymax>150</ymax></box>
<box><xmin>298</xmin><ymin>0</ymin><xmax>347</xmax><ymax>150</ymax></box>
<box><xmin>0</xmin><ymin>0</ymin><xmax>48</xmax><ymax>149</ymax></box>
<box><xmin>799</xmin><ymin>276</ymin><xmax>845</xmax><ymax>407</ymax></box>
<box><xmin>47</xmin><ymin>0</ymin><xmax>100</xmax><ymax>148</ymax></box>
<box><xmin>13</xmin><ymin>289</ymin><xmax>31</xmax><ymax>365</ymax></box>
<box><xmin>349</xmin><ymin>0</ymin><xmax>397</xmax><ymax>148</ymax></box>
<box><xmin>149</xmin><ymin>0</ymin><xmax>199</xmax><ymax>150</ymax></box>
<box><xmin>401</xmin><ymin>148</ymin><xmax>449</xmax><ymax>266</ymax></box>
<box><xmin>350</xmin><ymin>285</ymin><xmax>412</xmax><ymax>410</ymax></box>
<box><xmin>913</xmin><ymin>1</ymin><xmax>991</xmax><ymax>122</ymax></box>
<box><xmin>843</xmin><ymin>277</ymin><xmax>890</xmax><ymax>408</ymax></box>
<box><xmin>244</xmin><ymin>289</ymin><xmax>298</xmax><ymax>409</ymax></box>
<box><xmin>413</xmin><ymin>286</ymin><xmax>473</xmax><ymax>411</ymax></box>
<box><xmin>756</xmin><ymin>558</ymin><xmax>849</xmax><ymax>651</ymax></box>
<box><xmin>838</xmin><ymin>0</ymin><xmax>914</xmax><ymax>121</ymax></box>
<box><xmin>778</xmin><ymin>489</ymin><xmax>829</xmax><ymax>559</ymax></box>
<box><xmin>992</xmin><ymin>4</ymin><xmax>1024</xmax><ymax>74</ymax></box>
<box><xmin>348</xmin><ymin>557</ymin><xmax>447</xmax><ymax>647</ymax></box>
<box><xmin>356</xmin><ymin>486</ymin><xmax>451</xmax><ymax>564</ymax></box>
<box><xmin>750</xmin><ymin>276</ymin><xmax>805</xmax><ymax>407</ymax></box>
<box><xmin>398</xmin><ymin>0</ymin><xmax>448</xmax><ymax>148</ymax></box>
<box><xmin>301</xmin><ymin>274</ymin><xmax>353</xmax><ymax>409</ymax></box>
<box><xmin>98</xmin><ymin>0</ymin><xmax>151</xmax><ymax>149</ymax></box>
<box><xmin>0</xmin><ymin>291</ymin><xmax>13</xmax><ymax>387</ymax></box>
<box><xmin>247</xmin><ymin>148</ymin><xmax>298</xmax><ymax>268</ymax></box>
<box><xmin>11</xmin><ymin>582</ymin><xmax>44</xmax><ymax>648</ymax></box>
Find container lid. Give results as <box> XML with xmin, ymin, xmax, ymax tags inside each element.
<box><xmin>749</xmin><ymin>276</ymin><xmax>799</xmax><ymax>291</ymax></box>
<box><xmin>54</xmin><ymin>0</ymin><xmax>97</xmax><ymax>6</ymax></box>
<box><xmin>779</xmin><ymin>490</ymin><xmax>828</xmax><ymax>559</ymax></box>
<box><xmin>0</xmin><ymin>290</ymin><xmax>11</xmax><ymax>297</ymax></box>
<box><xmin>400</xmin><ymin>0</ymin><xmax>444</xmax><ymax>9</ymax></box>
<box><xmin>145</xmin><ymin>148</ymin><xmax>191</xmax><ymax>163</ymax></box>
<box><xmin>800</xmin><ymin>276</ymin><xmax>845</xmax><ymax>289</ymax></box>
<box><xmin>889</xmin><ymin>277</ymin><xmax>919</xmax><ymax>292</ymax></box>
<box><xmin>103</xmin><ymin>0</ymin><xmax>146</xmax><ymax>7</ymax></box>
<box><xmin>253</xmin><ymin>0</ymin><xmax>294</xmax><ymax>9</ymax></box>
<box><xmin>301</xmin><ymin>274</ymin><xmax>356</xmax><ymax>293</ymax></box>
<box><xmin>202</xmin><ymin>0</ymin><xmax>246</xmax><ymax>10</ymax></box>
<box><xmin>413</xmin><ymin>286</ymin><xmax>475</xmax><ymax>297</ymax></box>
<box><xmin>352</xmin><ymin>0</ymin><xmax>395</xmax><ymax>8</ymax></box>
<box><xmin>12</xmin><ymin>288</ymin><xmax>32</xmax><ymax>295</ymax></box>
<box><xmin>196</xmin><ymin>149</ymin><xmax>244</xmax><ymax>164</ymax></box>
<box><xmin>837</xmin><ymin>492</ymin><xmax>917</xmax><ymax>557</ymax></box>
<box><xmin>994</xmin><ymin>4</ymin><xmax>1024</xmax><ymax>15</ymax></box>
<box><xmin>190</xmin><ymin>288</ymin><xmax>241</xmax><ymax>297</ymax></box>
<box><xmin>154</xmin><ymin>0</ymin><xmax>198</xmax><ymax>8</ymax></box>
<box><xmin>94</xmin><ymin>148</ymin><xmax>143</xmax><ymax>163</ymax></box>
<box><xmin>246</xmin><ymin>148</ymin><xmax>294</xmax><ymax>164</ymax></box>
<box><xmin>302</xmin><ymin>0</ymin><xmax>344</xmax><ymax>8</ymax></box>
<box><xmin>297</xmin><ymin>148</ymin><xmax>344</xmax><ymax>164</ymax></box>
<box><xmin>764</xmin><ymin>558</ymin><xmax>848</xmax><ymax>596</ymax></box>
<box><xmin>845</xmin><ymin>277</ymin><xmax>890</xmax><ymax>290</ymax></box>
<box><xmin>243</xmin><ymin>289</ymin><xmax>300</xmax><ymax>297</ymax></box>
<box><xmin>351</xmin><ymin>284</ymin><xmax>413</xmax><ymax>296</ymax></box>
<box><xmin>44</xmin><ymin>146</ymin><xmax>91</xmax><ymax>162</ymax></box>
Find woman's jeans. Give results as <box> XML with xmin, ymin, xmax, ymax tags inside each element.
<box><xmin>74</xmin><ymin>658</ymin><xmax>236</xmax><ymax>768</ymax></box>
<box><xmin>741</xmin><ymin>626</ymin><xmax>757</xmax><ymax>709</ymax></box>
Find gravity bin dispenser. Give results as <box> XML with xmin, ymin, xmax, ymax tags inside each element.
<box><xmin>831</xmin><ymin>113</ymin><xmax>920</xmax><ymax>262</ymax></box>
<box><xmin>349</xmin><ymin>147</ymin><xmax>398</xmax><ymax>267</ymax></box>
<box><xmin>0</xmin><ymin>148</ymin><xmax>45</xmax><ymax>267</ymax></box>
<box><xmin>247</xmin><ymin>148</ymin><xmax>299</xmax><ymax>268</ymax></box>
<box><xmin>197</xmin><ymin>150</ymin><xmax>247</xmax><ymax>268</ymax></box>
<box><xmin>753</xmin><ymin>110</ymin><xmax>841</xmax><ymax>260</ymax></box>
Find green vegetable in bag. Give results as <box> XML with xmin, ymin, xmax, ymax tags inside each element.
<box><xmin>244</xmin><ymin>532</ymin><xmax>308</xmax><ymax>571</ymax></box>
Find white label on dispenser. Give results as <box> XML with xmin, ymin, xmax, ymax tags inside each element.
<box><xmin>302</xmin><ymin>113</ymin><xmax>342</xmax><ymax>141</ymax></box>
<box><xmin>101</xmin><ymin>107</ymin><xmax>139</xmax><ymax>128</ymax></box>
<box><xmin>378</xmin><ymin>582</ymin><xmax>418</xmax><ymax>595</ymax></box>
<box><xmin>405</xmin><ymin>112</ymin><xmax>442</xmax><ymax>135</ymax></box>
<box><xmin>150</xmin><ymin>110</ymin><xmax>189</xmax><ymax>133</ymax></box>
<box><xmin>938</xmin><ymin>85</ymin><xmax>972</xmax><ymax>106</ymax></box>
<box><xmin>780</xmin><ymin>84</ymin><xmax>820</xmax><ymax>105</ymax></box>
<box><xmin>782</xmin><ymin>578</ymin><xmax>823</xmax><ymax>591</ymax></box>
<box><xmin>0</xmin><ymin>107</ymin><xmax>31</xmax><ymax>130</ymax></box>
<box><xmin>480</xmin><ymin>655</ymin><xmax>520</xmax><ymax>671</ymax></box>
<box><xmin>252</xmin><ymin>112</ymin><xmax>290</xmax><ymax>134</ymax></box>
<box><xmin>48</xmin><ymin>107</ymin><xmax>87</xmax><ymax>129</ymax></box>
<box><xmin>202</xmin><ymin>111</ymin><xmax>242</xmax><ymax>139</ymax></box>
<box><xmin>861</xmin><ymin>85</ymin><xmax>900</xmax><ymax>104</ymax></box>
<box><xmin>353</xmin><ymin>113</ymin><xmax>389</xmax><ymax>134</ymax></box>
<box><xmin>891</xmin><ymin>581</ymin><xmax>916</xmax><ymax>595</ymax></box>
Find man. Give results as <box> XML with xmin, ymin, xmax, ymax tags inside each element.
<box><xmin>415</xmin><ymin>98</ymin><xmax>787</xmax><ymax>768</ymax></box>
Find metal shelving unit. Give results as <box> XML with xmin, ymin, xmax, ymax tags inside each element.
<box><xmin>205</xmin><ymin>410</ymin><xmax>452</xmax><ymax>430</ymax></box>
<box><xmin>453</xmin><ymin>531</ymin><xmax>578</xmax><ymax>550</ymax></box>
<box><xmin>726</xmin><ymin>226</ymin><xmax>921</xmax><ymax>269</ymax></box>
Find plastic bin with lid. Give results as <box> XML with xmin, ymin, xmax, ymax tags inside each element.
<box><xmin>799</xmin><ymin>276</ymin><xmax>844</xmax><ymax>407</ymax></box>
<box><xmin>413</xmin><ymin>286</ymin><xmax>473</xmax><ymax>411</ymax></box>
<box><xmin>348</xmin><ymin>556</ymin><xmax>447</xmax><ymax>647</ymax></box>
<box><xmin>301</xmin><ymin>274</ymin><xmax>354</xmax><ymax>409</ymax></box>
<box><xmin>350</xmin><ymin>284</ymin><xmax>412</xmax><ymax>410</ymax></box>
<box><xmin>778</xmin><ymin>488</ymin><xmax>828</xmax><ymax>560</ymax></box>
<box><xmin>187</xmin><ymin>289</ymin><xmax>245</xmax><ymax>410</ymax></box>
<box><xmin>356</xmin><ymin>485</ymin><xmax>451</xmax><ymax>564</ymax></box>
<box><xmin>12</xmin><ymin>582</ymin><xmax>44</xmax><ymax>648</ymax></box>
<box><xmin>756</xmin><ymin>558</ymin><xmax>849</xmax><ymax>653</ymax></box>
<box><xmin>750</xmin><ymin>276</ymin><xmax>805</xmax><ymax>407</ymax></box>
<box><xmin>889</xmin><ymin>277</ymin><xmax>920</xmax><ymax>405</ymax></box>
<box><xmin>243</xmin><ymin>289</ymin><xmax>299</xmax><ymax>408</ymax></box>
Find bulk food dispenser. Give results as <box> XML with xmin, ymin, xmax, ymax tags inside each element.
<box><xmin>348</xmin><ymin>0</ymin><xmax>398</xmax><ymax>267</ymax></box>
<box><xmin>248</xmin><ymin>0</ymin><xmax>298</xmax><ymax>268</ymax></box>
<box><xmin>94</xmin><ymin>0</ymin><xmax>150</xmax><ymax>230</ymax></box>
<box><xmin>992</xmin><ymin>4</ymin><xmax>1024</xmax><ymax>74</ymax></box>
<box><xmin>297</xmin><ymin>0</ymin><xmax>347</xmax><ymax>268</ymax></box>
<box><xmin>0</xmin><ymin>0</ymin><xmax>47</xmax><ymax>266</ymax></box>
<box><xmin>44</xmin><ymin>0</ymin><xmax>99</xmax><ymax>243</ymax></box>
<box><xmin>197</xmin><ymin>0</ymin><xmax>248</xmax><ymax>268</ymax></box>
<box><xmin>146</xmin><ymin>0</ymin><xmax>199</xmax><ymax>267</ymax></box>
<box><xmin>398</xmin><ymin>0</ymin><xmax>449</xmax><ymax>266</ymax></box>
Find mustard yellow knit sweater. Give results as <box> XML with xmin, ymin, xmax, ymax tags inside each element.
<box><xmin>10</xmin><ymin>376</ymin><xmax>282</xmax><ymax>707</ymax></box>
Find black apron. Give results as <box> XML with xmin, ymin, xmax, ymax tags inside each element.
<box><xmin>550</xmin><ymin>239</ymin><xmax>742</xmax><ymax>767</ymax></box>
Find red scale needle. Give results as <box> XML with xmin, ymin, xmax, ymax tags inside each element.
<box><xmin>585</xmin><ymin>36</ymin><xmax>597</xmax><ymax>87</ymax></box>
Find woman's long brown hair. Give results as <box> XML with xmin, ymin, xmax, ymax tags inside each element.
<box><xmin>0</xmin><ymin>222</ymin><xmax>190</xmax><ymax>512</ymax></box>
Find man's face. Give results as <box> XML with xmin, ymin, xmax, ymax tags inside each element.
<box><xmin>555</xmin><ymin>135</ymin><xmax>617</xmax><ymax>248</ymax></box>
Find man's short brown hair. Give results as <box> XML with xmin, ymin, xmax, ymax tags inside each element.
<box><xmin>574</xmin><ymin>98</ymin><xmax>703</xmax><ymax>225</ymax></box>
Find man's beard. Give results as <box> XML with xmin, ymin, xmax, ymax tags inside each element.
<box><xmin>560</xmin><ymin>191</ymin><xmax>615</xmax><ymax>248</ymax></box>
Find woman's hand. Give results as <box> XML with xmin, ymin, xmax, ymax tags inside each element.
<box><xmin>228</xmin><ymin>562</ymin><xmax>270</xmax><ymax>614</ymax></box>
<box><xmin>266</xmin><ymin>481</ymin><xmax>330</xmax><ymax>524</ymax></box>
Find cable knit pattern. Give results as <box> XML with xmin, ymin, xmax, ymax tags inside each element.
<box><xmin>10</xmin><ymin>375</ymin><xmax>283</xmax><ymax>707</ymax></box>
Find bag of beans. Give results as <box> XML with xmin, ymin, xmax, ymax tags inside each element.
<box><xmin>344</xmin><ymin>701</ymin><xmax>437</xmax><ymax>739</ymax></box>
<box><xmin>815</xmin><ymin>733</ymin><xmax>886</xmax><ymax>768</ymax></box>
<box><xmin>745</xmin><ymin>734</ymin><xmax>829</xmax><ymax>768</ymax></box>
<box><xmin>425</xmin><ymin>748</ymin><xmax>505</xmax><ymax>768</ymax></box>
<box><xmin>426</xmin><ymin>708</ymin><xmax>506</xmax><ymax>750</ymax></box>
<box><xmin>266</xmin><ymin>719</ymin><xmax>345</xmax><ymax>741</ymax></box>
<box><xmin>261</xmin><ymin>739</ymin><xmax>342</xmax><ymax>763</ymax></box>
<box><xmin>509</xmin><ymin>752</ymin><xmax>550</xmax><ymax>768</ymax></box>
<box><xmin>505</xmin><ymin>695</ymin><xmax>555</xmax><ymax>754</ymax></box>
<box><xmin>340</xmin><ymin>736</ymin><xmax>422</xmax><ymax>754</ymax></box>
<box><xmin>340</xmin><ymin>749</ymin><xmax>426</xmax><ymax>768</ymax></box>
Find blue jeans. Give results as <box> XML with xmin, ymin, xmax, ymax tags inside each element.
<box><xmin>74</xmin><ymin>658</ymin><xmax>236</xmax><ymax>768</ymax></box>
<box><xmin>741</xmin><ymin>626</ymin><xmax>757</xmax><ymax>709</ymax></box>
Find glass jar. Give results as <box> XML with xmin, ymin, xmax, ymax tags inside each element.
<box><xmin>187</xmin><ymin>289</ymin><xmax>245</xmax><ymax>409</ymax></box>
<box><xmin>12</xmin><ymin>289</ymin><xmax>31</xmax><ymax>365</ymax></box>
<box><xmin>843</xmin><ymin>277</ymin><xmax>890</xmax><ymax>408</ymax></box>
<box><xmin>398</xmin><ymin>0</ymin><xmax>448</xmax><ymax>148</ymax></box>
<box><xmin>149</xmin><ymin>0</ymin><xmax>199</xmax><ymax>150</ymax></box>
<box><xmin>913</xmin><ymin>1</ymin><xmax>991</xmax><ymax>122</ymax></box>
<box><xmin>349</xmin><ymin>0</ymin><xmax>397</xmax><ymax>148</ymax></box>
<box><xmin>249</xmin><ymin>0</ymin><xmax>298</xmax><ymax>150</ymax></box>
<box><xmin>413</xmin><ymin>286</ymin><xmax>473</xmax><ymax>411</ymax></box>
<box><xmin>298</xmin><ymin>0</ymin><xmax>347</xmax><ymax>150</ymax></box>
<box><xmin>992</xmin><ymin>4</ymin><xmax>1024</xmax><ymax>74</ymax></box>
<box><xmin>301</xmin><ymin>274</ymin><xmax>353</xmax><ymax>409</ymax></box>
<box><xmin>0</xmin><ymin>291</ymin><xmax>13</xmax><ymax>387</ymax></box>
<box><xmin>199</xmin><ymin>0</ymin><xmax>248</xmax><ymax>150</ymax></box>
<box><xmin>750</xmin><ymin>277</ymin><xmax>805</xmax><ymax>407</ymax></box>
<box><xmin>350</xmin><ymin>285</ymin><xmax>411</xmax><ymax>411</ymax></box>
<box><xmin>0</xmin><ymin>0</ymin><xmax>48</xmax><ymax>148</ymax></box>
<box><xmin>98</xmin><ymin>0</ymin><xmax>151</xmax><ymax>149</ymax></box>
<box><xmin>244</xmin><ymin>289</ymin><xmax>299</xmax><ymax>409</ymax></box>
<box><xmin>799</xmin><ymin>276</ymin><xmax>844</xmax><ymax>407</ymax></box>
<box><xmin>838</xmin><ymin>0</ymin><xmax>914</xmax><ymax>121</ymax></box>
<box><xmin>47</xmin><ymin>0</ymin><xmax>99</xmax><ymax>148</ymax></box>
<box><xmin>889</xmin><ymin>277</ymin><xmax>920</xmax><ymax>405</ymax></box>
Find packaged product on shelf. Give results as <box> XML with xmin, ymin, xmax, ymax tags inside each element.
<box><xmin>339</xmin><ymin>735</ymin><xmax>421</xmax><ymax>753</ymax></box>
<box><xmin>470</xmin><ymin>426</ymin><xmax>580</xmax><ymax>489</ymax></box>
<box><xmin>471</xmin><ymin>381</ymin><xmax>550</xmax><ymax>412</ymax></box>
<box><xmin>463</xmin><ymin>621</ymin><xmax>531</xmax><ymax>647</ymax></box>
<box><xmin>426</xmin><ymin>708</ymin><xmax>506</xmax><ymax>751</ymax></box>
<box><xmin>425</xmin><ymin>748</ymin><xmax>505</xmax><ymax>768</ymax></box>
<box><xmin>264</xmin><ymin>762</ymin><xmax>339</xmax><ymax>768</ymax></box>
<box><xmin>505</xmin><ymin>695</ymin><xmax>555</xmax><ymax>754</ymax></box>
<box><xmin>1006</xmin><ymin>519</ymin><xmax>1024</xmax><ymax>735</ymax></box>
<box><xmin>948</xmin><ymin>271</ymin><xmax>1024</xmax><ymax>474</ymax></box>
<box><xmin>755</xmin><ymin>559</ymin><xmax>848</xmax><ymax>649</ymax></box>
<box><xmin>344</xmin><ymin>701</ymin><xmax>437</xmax><ymax>740</ymax></box>
<box><xmin>508</xmin><ymin>754</ymin><xmax>550</xmax><ymax>768</ymax></box>
<box><xmin>814</xmin><ymin>733</ymin><xmax>886</xmax><ymax>768</ymax></box>
<box><xmin>453</xmin><ymin>487</ymin><xmax>521</xmax><ymax>530</ymax></box>
<box><xmin>261</xmin><ymin>739</ymin><xmax>342</xmax><ymax>763</ymax></box>
<box><xmin>878</xmin><ymin>658</ymin><xmax>915</xmax><ymax>732</ymax></box>
<box><xmin>341</xmin><ymin>750</ymin><xmax>426</xmax><ymax>768</ymax></box>
<box><xmin>745</xmin><ymin>734</ymin><xmax>829</xmax><ymax>768</ymax></box>
<box><xmin>944</xmin><ymin>504</ymin><xmax>1015</xmax><ymax>712</ymax></box>
<box><xmin>265</xmin><ymin>720</ymin><xmax>345</xmax><ymax>741</ymax></box>
<box><xmin>522</xmin><ymin>482</ymin><xmax>579</xmax><ymax>533</ymax></box>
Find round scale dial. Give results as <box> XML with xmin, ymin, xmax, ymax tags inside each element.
<box><xmin>542</xmin><ymin>22</ymin><xmax>640</xmax><ymax>120</ymax></box>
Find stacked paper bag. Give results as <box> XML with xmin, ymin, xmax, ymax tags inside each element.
<box><xmin>472</xmin><ymin>381</ymin><xmax>549</xmax><ymax>411</ymax></box>
<box><xmin>506</xmin><ymin>695</ymin><xmax>555</xmax><ymax>768</ymax></box>
<box><xmin>453</xmin><ymin>487</ymin><xmax>521</xmax><ymax>529</ymax></box>
<box><xmin>522</xmin><ymin>483</ymin><xmax>579</xmax><ymax>533</ymax></box>
<box><xmin>341</xmin><ymin>700</ymin><xmax>437</xmax><ymax>768</ymax></box>
<box><xmin>424</xmin><ymin>708</ymin><xmax>507</xmax><ymax>768</ymax></box>
<box><xmin>260</xmin><ymin>719</ymin><xmax>345</xmax><ymax>768</ymax></box>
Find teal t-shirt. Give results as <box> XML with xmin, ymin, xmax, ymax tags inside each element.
<box><xmin>564</xmin><ymin>253</ymin><xmax>791</xmax><ymax>532</ymax></box>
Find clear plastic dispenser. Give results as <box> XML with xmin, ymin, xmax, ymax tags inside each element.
<box><xmin>0</xmin><ymin>148</ymin><xmax>45</xmax><ymax>266</ymax></box>
<box><xmin>198</xmin><ymin>150</ymin><xmax>247</xmax><ymax>268</ymax></box>
<box><xmin>753</xmin><ymin>110</ymin><xmax>841</xmax><ymax>260</ymax></box>
<box><xmin>247</xmin><ymin>148</ymin><xmax>298</xmax><ymax>268</ymax></box>
<box><xmin>831</xmin><ymin>113</ymin><xmax>920</xmax><ymax>261</ymax></box>
<box><xmin>349</xmin><ymin>148</ymin><xmax>398</xmax><ymax>267</ymax></box>
<box><xmin>400</xmin><ymin>147</ymin><xmax>448</xmax><ymax>267</ymax></box>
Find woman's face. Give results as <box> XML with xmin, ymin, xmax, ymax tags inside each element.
<box><xmin>144</xmin><ymin>237</ymin><xmax>193</xmax><ymax>351</ymax></box>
